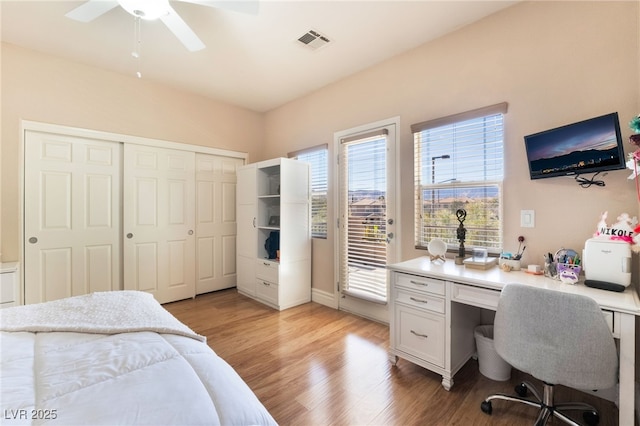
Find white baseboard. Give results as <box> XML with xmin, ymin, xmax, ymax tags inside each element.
<box><xmin>311</xmin><ymin>288</ymin><xmax>338</xmax><ymax>309</ymax></box>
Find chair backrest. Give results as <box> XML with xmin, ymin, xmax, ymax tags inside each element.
<box><xmin>493</xmin><ymin>284</ymin><xmax>618</xmax><ymax>390</ymax></box>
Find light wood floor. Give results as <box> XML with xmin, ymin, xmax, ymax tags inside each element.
<box><xmin>164</xmin><ymin>289</ymin><xmax>619</xmax><ymax>426</ymax></box>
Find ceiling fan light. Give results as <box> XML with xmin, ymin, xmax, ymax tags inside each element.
<box><xmin>118</xmin><ymin>0</ymin><xmax>170</xmax><ymax>21</ymax></box>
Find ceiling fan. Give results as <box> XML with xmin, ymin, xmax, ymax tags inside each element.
<box><xmin>65</xmin><ymin>0</ymin><xmax>258</xmax><ymax>52</ymax></box>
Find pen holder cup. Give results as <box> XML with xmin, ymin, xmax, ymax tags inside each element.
<box><xmin>499</xmin><ymin>258</ymin><xmax>521</xmax><ymax>271</ymax></box>
<box><xmin>557</xmin><ymin>263</ymin><xmax>581</xmax><ymax>284</ymax></box>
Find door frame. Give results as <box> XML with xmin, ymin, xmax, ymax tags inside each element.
<box><xmin>333</xmin><ymin>116</ymin><xmax>401</xmax><ymax>323</ymax></box>
<box><xmin>18</xmin><ymin>120</ymin><xmax>247</xmax><ymax>305</ymax></box>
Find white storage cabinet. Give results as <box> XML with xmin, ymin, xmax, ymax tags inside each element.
<box><xmin>236</xmin><ymin>158</ymin><xmax>311</xmax><ymax>310</ymax></box>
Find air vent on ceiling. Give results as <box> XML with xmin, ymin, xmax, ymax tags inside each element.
<box><xmin>297</xmin><ymin>29</ymin><xmax>331</xmax><ymax>51</ymax></box>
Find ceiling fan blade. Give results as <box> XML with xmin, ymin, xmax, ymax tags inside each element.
<box><xmin>160</xmin><ymin>7</ymin><xmax>206</xmax><ymax>52</ymax></box>
<box><xmin>65</xmin><ymin>0</ymin><xmax>119</xmax><ymax>22</ymax></box>
<box><xmin>178</xmin><ymin>0</ymin><xmax>259</xmax><ymax>15</ymax></box>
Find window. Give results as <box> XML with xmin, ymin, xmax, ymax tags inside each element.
<box><xmin>412</xmin><ymin>103</ymin><xmax>507</xmax><ymax>253</ymax></box>
<box><xmin>290</xmin><ymin>145</ymin><xmax>328</xmax><ymax>238</ymax></box>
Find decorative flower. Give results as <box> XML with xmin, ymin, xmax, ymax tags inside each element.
<box><xmin>626</xmin><ymin>151</ymin><xmax>640</xmax><ymax>180</ymax></box>
<box><xmin>626</xmin><ymin>114</ymin><xmax>640</xmax><ymax>181</ymax></box>
<box><xmin>513</xmin><ymin>236</ymin><xmax>526</xmax><ymax>260</ymax></box>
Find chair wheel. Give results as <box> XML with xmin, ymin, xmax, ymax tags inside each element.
<box><xmin>515</xmin><ymin>383</ymin><xmax>528</xmax><ymax>397</ymax></box>
<box><xmin>480</xmin><ymin>400</ymin><xmax>492</xmax><ymax>415</ymax></box>
<box><xmin>583</xmin><ymin>411</ymin><xmax>599</xmax><ymax>426</ymax></box>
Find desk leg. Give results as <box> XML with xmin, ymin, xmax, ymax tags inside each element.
<box><xmin>389</xmin><ymin>353</ymin><xmax>399</xmax><ymax>366</ymax></box>
<box><xmin>618</xmin><ymin>313</ymin><xmax>635</xmax><ymax>426</ymax></box>
<box><xmin>441</xmin><ymin>375</ymin><xmax>453</xmax><ymax>391</ymax></box>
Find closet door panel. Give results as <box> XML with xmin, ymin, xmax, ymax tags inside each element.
<box><xmin>195</xmin><ymin>154</ymin><xmax>243</xmax><ymax>294</ymax></box>
<box><xmin>42</xmin><ymin>172</ymin><xmax>72</xmax><ymax>230</ymax></box>
<box><xmin>123</xmin><ymin>144</ymin><xmax>195</xmax><ymax>304</ymax></box>
<box><xmin>24</xmin><ymin>131</ymin><xmax>121</xmax><ymax>304</ymax></box>
<box><xmin>222</xmin><ymin>234</ymin><xmax>236</xmax><ymax>280</ymax></box>
<box><xmin>84</xmin><ymin>245</ymin><xmax>113</xmax><ymax>293</ymax></box>
<box><xmin>134</xmin><ymin>242</ymin><xmax>159</xmax><ymax>292</ymax></box>
<box><xmin>41</xmin><ymin>248</ymin><xmax>72</xmax><ymax>302</ymax></box>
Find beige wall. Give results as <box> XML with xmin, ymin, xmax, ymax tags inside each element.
<box><xmin>263</xmin><ymin>1</ymin><xmax>640</xmax><ymax>295</ymax></box>
<box><xmin>2</xmin><ymin>1</ymin><xmax>639</xmax><ymax>294</ymax></box>
<box><xmin>0</xmin><ymin>42</ymin><xmax>265</xmax><ymax>262</ymax></box>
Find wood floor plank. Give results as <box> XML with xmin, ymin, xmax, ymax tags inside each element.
<box><xmin>164</xmin><ymin>289</ymin><xmax>620</xmax><ymax>425</ymax></box>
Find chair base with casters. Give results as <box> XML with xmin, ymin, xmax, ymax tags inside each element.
<box><xmin>480</xmin><ymin>380</ymin><xmax>601</xmax><ymax>426</ymax></box>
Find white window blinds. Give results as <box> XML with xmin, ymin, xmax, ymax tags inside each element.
<box><xmin>412</xmin><ymin>103</ymin><xmax>507</xmax><ymax>252</ymax></box>
<box><xmin>339</xmin><ymin>130</ymin><xmax>388</xmax><ymax>303</ymax></box>
<box><xmin>290</xmin><ymin>145</ymin><xmax>328</xmax><ymax>238</ymax></box>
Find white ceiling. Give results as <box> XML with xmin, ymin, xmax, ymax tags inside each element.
<box><xmin>1</xmin><ymin>1</ymin><xmax>518</xmax><ymax>112</ymax></box>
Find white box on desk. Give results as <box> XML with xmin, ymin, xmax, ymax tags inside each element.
<box><xmin>582</xmin><ymin>238</ymin><xmax>631</xmax><ymax>288</ymax></box>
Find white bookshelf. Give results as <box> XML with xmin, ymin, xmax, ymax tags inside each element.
<box><xmin>236</xmin><ymin>158</ymin><xmax>311</xmax><ymax>310</ymax></box>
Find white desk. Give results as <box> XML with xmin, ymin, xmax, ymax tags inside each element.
<box><xmin>387</xmin><ymin>256</ymin><xmax>640</xmax><ymax>426</ymax></box>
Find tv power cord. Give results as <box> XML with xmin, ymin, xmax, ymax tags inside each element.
<box><xmin>574</xmin><ymin>171</ymin><xmax>607</xmax><ymax>188</ymax></box>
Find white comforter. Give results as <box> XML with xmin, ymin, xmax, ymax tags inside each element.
<box><xmin>0</xmin><ymin>292</ymin><xmax>277</xmax><ymax>425</ymax></box>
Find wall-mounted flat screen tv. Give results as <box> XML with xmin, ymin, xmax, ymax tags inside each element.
<box><xmin>524</xmin><ymin>112</ymin><xmax>625</xmax><ymax>180</ymax></box>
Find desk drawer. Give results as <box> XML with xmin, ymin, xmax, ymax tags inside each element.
<box><xmin>451</xmin><ymin>283</ymin><xmax>500</xmax><ymax>310</ymax></box>
<box><xmin>395</xmin><ymin>288</ymin><xmax>445</xmax><ymax>314</ymax></box>
<box><xmin>395</xmin><ymin>304</ymin><xmax>445</xmax><ymax>368</ymax></box>
<box><xmin>395</xmin><ymin>273</ymin><xmax>445</xmax><ymax>296</ymax></box>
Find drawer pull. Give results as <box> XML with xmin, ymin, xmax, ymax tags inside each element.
<box><xmin>262</xmin><ymin>281</ymin><xmax>270</xmax><ymax>286</ymax></box>
<box><xmin>410</xmin><ymin>296</ymin><xmax>429</xmax><ymax>304</ymax></box>
<box><xmin>410</xmin><ymin>330</ymin><xmax>428</xmax><ymax>338</ymax></box>
<box><xmin>410</xmin><ymin>280</ymin><xmax>428</xmax><ymax>287</ymax></box>
<box><xmin>263</xmin><ymin>262</ymin><xmax>270</xmax><ymax>266</ymax></box>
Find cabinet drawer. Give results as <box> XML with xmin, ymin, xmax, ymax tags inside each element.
<box><xmin>451</xmin><ymin>283</ymin><xmax>500</xmax><ymax>310</ymax></box>
<box><xmin>395</xmin><ymin>288</ymin><xmax>445</xmax><ymax>314</ymax></box>
<box><xmin>256</xmin><ymin>259</ymin><xmax>279</xmax><ymax>283</ymax></box>
<box><xmin>256</xmin><ymin>279</ymin><xmax>278</xmax><ymax>306</ymax></box>
<box><xmin>395</xmin><ymin>273</ymin><xmax>445</xmax><ymax>296</ymax></box>
<box><xmin>395</xmin><ymin>304</ymin><xmax>445</xmax><ymax>367</ymax></box>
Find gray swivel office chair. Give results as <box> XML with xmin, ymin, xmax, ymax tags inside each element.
<box><xmin>480</xmin><ymin>284</ymin><xmax>618</xmax><ymax>426</ymax></box>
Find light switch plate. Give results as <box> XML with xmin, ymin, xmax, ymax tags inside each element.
<box><xmin>521</xmin><ymin>210</ymin><xmax>534</xmax><ymax>228</ymax></box>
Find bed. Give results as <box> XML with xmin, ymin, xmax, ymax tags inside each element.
<box><xmin>0</xmin><ymin>291</ymin><xmax>277</xmax><ymax>425</ymax></box>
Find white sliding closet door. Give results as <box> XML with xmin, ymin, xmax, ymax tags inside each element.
<box><xmin>24</xmin><ymin>131</ymin><xmax>121</xmax><ymax>304</ymax></box>
<box><xmin>123</xmin><ymin>144</ymin><xmax>196</xmax><ymax>304</ymax></box>
<box><xmin>195</xmin><ymin>154</ymin><xmax>244</xmax><ymax>294</ymax></box>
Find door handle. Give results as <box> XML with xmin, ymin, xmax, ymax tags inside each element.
<box><xmin>253</xmin><ymin>217</ymin><xmax>256</xmax><ymax>228</ymax></box>
<box><xmin>188</xmin><ymin>230</ymin><xmax>194</xmax><ymax>235</ymax></box>
<box><xmin>126</xmin><ymin>233</ymin><xmax>134</xmax><ymax>239</ymax></box>
<box><xmin>387</xmin><ymin>232</ymin><xmax>394</xmax><ymax>243</ymax></box>
<box><xmin>28</xmin><ymin>237</ymin><xmax>38</xmax><ymax>244</ymax></box>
